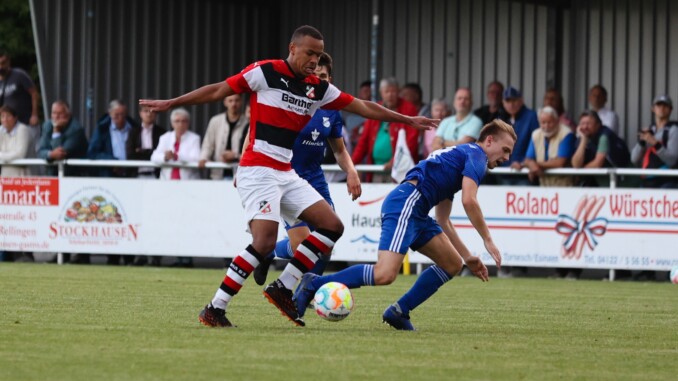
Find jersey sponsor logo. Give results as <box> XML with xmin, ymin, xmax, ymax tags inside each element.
<box><xmin>311</xmin><ymin>129</ymin><xmax>320</xmax><ymax>141</ymax></box>
<box><xmin>322</xmin><ymin>117</ymin><xmax>330</xmax><ymax>128</ymax></box>
<box><xmin>301</xmin><ymin>140</ymin><xmax>324</xmax><ymax>147</ymax></box>
<box><xmin>280</xmin><ymin>77</ymin><xmax>289</xmax><ymax>88</ymax></box>
<box><xmin>306</xmin><ymin>85</ymin><xmax>316</xmax><ymax>99</ymax></box>
<box><xmin>259</xmin><ymin>201</ymin><xmax>272</xmax><ymax>214</ymax></box>
<box><xmin>281</xmin><ymin>93</ymin><xmax>314</xmax><ymax>113</ymax></box>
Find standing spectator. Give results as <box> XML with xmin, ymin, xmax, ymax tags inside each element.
<box><xmin>572</xmin><ymin>110</ymin><xmax>630</xmax><ymax>186</ymax></box>
<box><xmin>351</xmin><ymin>77</ymin><xmax>419</xmax><ymax>182</ymax></box>
<box><xmin>421</xmin><ymin>98</ymin><xmax>449</xmax><ymax>157</ymax></box>
<box><xmin>498</xmin><ymin>86</ymin><xmax>539</xmax><ymax>181</ymax></box>
<box><xmin>631</xmin><ymin>95</ymin><xmax>678</xmax><ymax>189</ymax></box>
<box><xmin>474</xmin><ymin>80</ymin><xmax>504</xmax><ymax>125</ymax></box>
<box><xmin>0</xmin><ymin>106</ymin><xmax>35</xmax><ymax>176</ymax></box>
<box><xmin>523</xmin><ymin>106</ymin><xmax>576</xmax><ymax>187</ymax></box>
<box><xmin>37</xmin><ymin>100</ymin><xmax>89</xmax><ymax>264</ymax></box>
<box><xmin>126</xmin><ymin>104</ymin><xmax>165</xmax><ymax>179</ymax></box>
<box><xmin>400</xmin><ymin>83</ymin><xmax>432</xmax><ymax>118</ymax></box>
<box><xmin>198</xmin><ymin>94</ymin><xmax>249</xmax><ymax>179</ymax></box>
<box><xmin>0</xmin><ymin>51</ymin><xmax>40</xmax><ymax>127</ymax></box>
<box><xmin>431</xmin><ymin>88</ymin><xmax>483</xmax><ymax>151</ymax></box>
<box><xmin>588</xmin><ymin>84</ymin><xmax>621</xmax><ymax>137</ymax></box>
<box><xmin>88</xmin><ymin>99</ymin><xmax>138</xmax><ymax>266</ymax></box>
<box><xmin>543</xmin><ymin>88</ymin><xmax>576</xmax><ymax>131</ymax></box>
<box><xmin>37</xmin><ymin>100</ymin><xmax>89</xmax><ymax>176</ymax></box>
<box><xmin>151</xmin><ymin>108</ymin><xmax>201</xmax><ymax>267</ymax></box>
<box><xmin>342</xmin><ymin>80</ymin><xmax>371</xmax><ymax>149</ymax></box>
<box><xmin>88</xmin><ymin>99</ymin><xmax>139</xmax><ymax>178</ymax></box>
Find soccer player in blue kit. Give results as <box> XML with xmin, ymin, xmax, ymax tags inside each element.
<box><xmin>252</xmin><ymin>52</ymin><xmax>362</xmax><ymax>286</ymax></box>
<box><xmin>294</xmin><ymin>119</ymin><xmax>517</xmax><ymax>330</ymax></box>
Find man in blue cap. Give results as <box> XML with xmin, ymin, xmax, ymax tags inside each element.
<box><xmin>498</xmin><ymin>85</ymin><xmax>539</xmax><ymax>186</ymax></box>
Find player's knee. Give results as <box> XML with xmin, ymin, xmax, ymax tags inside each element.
<box><xmin>318</xmin><ymin>218</ymin><xmax>344</xmax><ymax>238</ymax></box>
<box><xmin>251</xmin><ymin>237</ymin><xmax>277</xmax><ymax>257</ymax></box>
<box><xmin>373</xmin><ymin>269</ymin><xmax>398</xmax><ymax>285</ymax></box>
<box><xmin>333</xmin><ymin>220</ymin><xmax>344</xmax><ymax>237</ymax></box>
<box><xmin>443</xmin><ymin>259</ymin><xmax>464</xmax><ymax>276</ymax></box>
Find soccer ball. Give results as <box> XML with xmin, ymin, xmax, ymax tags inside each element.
<box><xmin>313</xmin><ymin>282</ymin><xmax>354</xmax><ymax>321</ymax></box>
<box><xmin>670</xmin><ymin>266</ymin><xmax>678</xmax><ymax>285</ymax></box>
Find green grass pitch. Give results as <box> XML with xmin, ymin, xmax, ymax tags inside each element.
<box><xmin>1</xmin><ymin>263</ymin><xmax>677</xmax><ymax>381</ymax></box>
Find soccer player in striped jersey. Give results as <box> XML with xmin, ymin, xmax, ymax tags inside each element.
<box><xmin>293</xmin><ymin>120</ymin><xmax>516</xmax><ymax>330</ymax></box>
<box><xmin>252</xmin><ymin>52</ymin><xmax>361</xmax><ymax>286</ymax></box>
<box><xmin>140</xmin><ymin>25</ymin><xmax>438</xmax><ymax>327</ymax></box>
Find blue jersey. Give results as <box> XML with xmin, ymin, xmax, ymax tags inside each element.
<box><xmin>403</xmin><ymin>143</ymin><xmax>487</xmax><ymax>211</ymax></box>
<box><xmin>291</xmin><ymin>109</ymin><xmax>343</xmax><ymax>188</ymax></box>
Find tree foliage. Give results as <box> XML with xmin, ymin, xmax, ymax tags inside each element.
<box><xmin>0</xmin><ymin>0</ymin><xmax>38</xmax><ymax>80</ymax></box>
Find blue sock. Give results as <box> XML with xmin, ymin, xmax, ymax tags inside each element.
<box><xmin>312</xmin><ymin>264</ymin><xmax>374</xmax><ymax>289</ymax></box>
<box><xmin>396</xmin><ymin>265</ymin><xmax>452</xmax><ymax>314</ymax></box>
<box><xmin>310</xmin><ymin>254</ymin><xmax>330</xmax><ymax>275</ymax></box>
<box><xmin>269</xmin><ymin>237</ymin><xmax>292</xmax><ymax>260</ymax></box>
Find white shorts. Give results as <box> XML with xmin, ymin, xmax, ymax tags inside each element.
<box><xmin>236</xmin><ymin>166</ymin><xmax>324</xmax><ymax>227</ymax></box>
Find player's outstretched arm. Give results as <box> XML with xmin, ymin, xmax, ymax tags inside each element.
<box><xmin>461</xmin><ymin>176</ymin><xmax>502</xmax><ymax>268</ymax></box>
<box><xmin>328</xmin><ymin>137</ymin><xmax>362</xmax><ymax>201</ymax></box>
<box><xmin>435</xmin><ymin>199</ymin><xmax>488</xmax><ymax>282</ymax></box>
<box><xmin>342</xmin><ymin>98</ymin><xmax>439</xmax><ymax>131</ymax></box>
<box><xmin>139</xmin><ymin>81</ymin><xmax>235</xmax><ymax>113</ymax></box>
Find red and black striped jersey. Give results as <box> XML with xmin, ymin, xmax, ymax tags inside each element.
<box><xmin>227</xmin><ymin>59</ymin><xmax>354</xmax><ymax>171</ymax></box>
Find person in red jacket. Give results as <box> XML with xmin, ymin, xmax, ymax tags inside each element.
<box><xmin>351</xmin><ymin>77</ymin><xmax>419</xmax><ymax>182</ymax></box>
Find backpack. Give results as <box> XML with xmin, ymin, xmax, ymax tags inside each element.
<box><xmin>601</xmin><ymin>127</ymin><xmax>630</xmax><ymax>168</ymax></box>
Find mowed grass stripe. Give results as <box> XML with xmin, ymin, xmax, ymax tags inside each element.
<box><xmin>1</xmin><ymin>263</ymin><xmax>676</xmax><ymax>381</ymax></box>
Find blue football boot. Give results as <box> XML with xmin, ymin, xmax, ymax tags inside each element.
<box><xmin>382</xmin><ymin>304</ymin><xmax>415</xmax><ymax>331</ymax></box>
<box><xmin>293</xmin><ymin>273</ymin><xmax>319</xmax><ymax>318</ymax></box>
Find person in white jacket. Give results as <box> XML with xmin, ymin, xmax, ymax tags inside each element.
<box><xmin>151</xmin><ymin>108</ymin><xmax>201</xmax><ymax>180</ymax></box>
<box><xmin>0</xmin><ymin>105</ymin><xmax>35</xmax><ymax>177</ymax></box>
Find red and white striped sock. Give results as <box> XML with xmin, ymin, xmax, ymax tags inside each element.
<box><xmin>211</xmin><ymin>245</ymin><xmax>262</xmax><ymax>310</ymax></box>
<box><xmin>278</xmin><ymin>228</ymin><xmax>341</xmax><ymax>290</ymax></box>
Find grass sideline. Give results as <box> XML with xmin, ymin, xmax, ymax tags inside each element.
<box><xmin>1</xmin><ymin>263</ymin><xmax>676</xmax><ymax>381</ymax></box>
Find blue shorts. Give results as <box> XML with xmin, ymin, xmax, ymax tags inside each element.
<box><xmin>284</xmin><ymin>179</ymin><xmax>333</xmax><ymax>231</ymax></box>
<box><xmin>378</xmin><ymin>182</ymin><xmax>442</xmax><ymax>254</ymax></box>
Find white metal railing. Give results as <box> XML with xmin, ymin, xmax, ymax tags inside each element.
<box><xmin>3</xmin><ymin>158</ymin><xmax>678</xmax><ymax>184</ymax></box>
<box><xmin>1</xmin><ymin>158</ymin><xmax>677</xmax><ymax>176</ymax></box>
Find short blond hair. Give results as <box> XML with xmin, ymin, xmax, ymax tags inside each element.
<box><xmin>478</xmin><ymin>119</ymin><xmax>517</xmax><ymax>143</ymax></box>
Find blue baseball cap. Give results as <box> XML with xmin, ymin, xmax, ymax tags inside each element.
<box><xmin>503</xmin><ymin>86</ymin><xmax>522</xmax><ymax>99</ymax></box>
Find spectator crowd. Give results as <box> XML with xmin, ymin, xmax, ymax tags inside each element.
<box><xmin>1</xmin><ymin>50</ymin><xmax>676</xmax><ymax>280</ymax></box>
